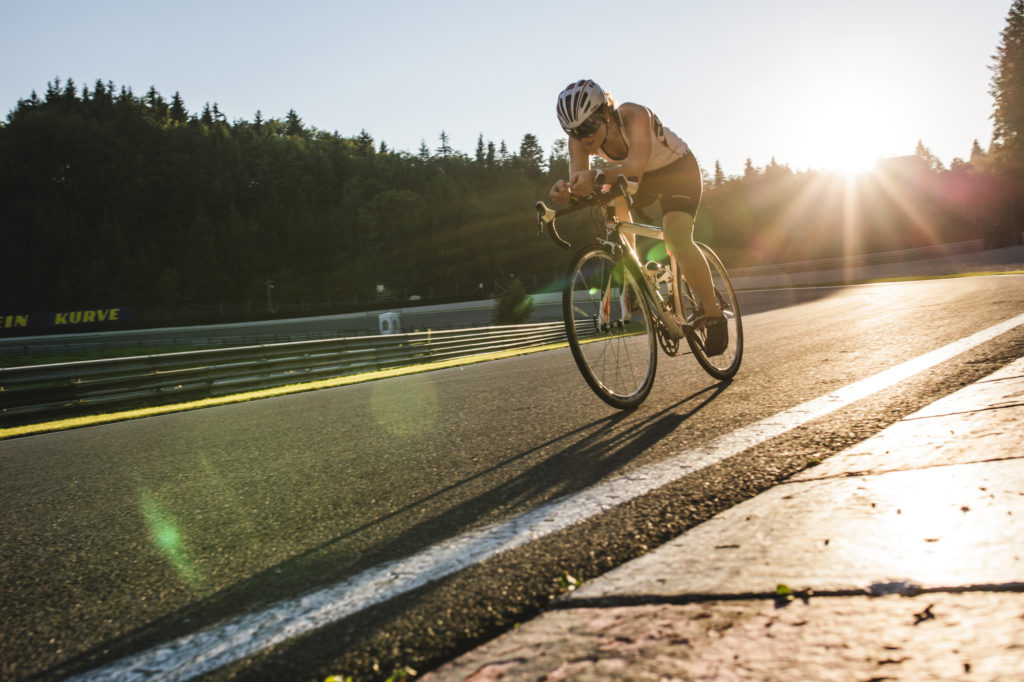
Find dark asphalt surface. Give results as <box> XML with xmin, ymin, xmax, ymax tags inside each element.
<box><xmin>1</xmin><ymin>275</ymin><xmax>1022</xmax><ymax>681</ymax></box>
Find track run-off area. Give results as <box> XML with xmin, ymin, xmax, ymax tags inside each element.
<box><xmin>2</xmin><ymin>272</ymin><xmax>1023</xmax><ymax>681</ymax></box>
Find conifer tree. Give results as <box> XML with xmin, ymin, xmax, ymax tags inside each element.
<box><xmin>991</xmin><ymin>0</ymin><xmax>1024</xmax><ymax>168</ymax></box>
<box><xmin>914</xmin><ymin>140</ymin><xmax>944</xmax><ymax>171</ymax></box>
<box><xmin>145</xmin><ymin>86</ymin><xmax>167</xmax><ymax>119</ymax></box>
<box><xmin>475</xmin><ymin>134</ymin><xmax>486</xmax><ymax>164</ymax></box>
<box><xmin>518</xmin><ymin>133</ymin><xmax>545</xmax><ymax>174</ymax></box>
<box><xmin>969</xmin><ymin>139</ymin><xmax>987</xmax><ymax>166</ymax></box>
<box><xmin>285</xmin><ymin>109</ymin><xmax>306</xmax><ymax>137</ymax></box>
<box><xmin>436</xmin><ymin>130</ymin><xmax>452</xmax><ymax>158</ymax></box>
<box><xmin>92</xmin><ymin>79</ymin><xmax>110</xmax><ymax>105</ymax></box>
<box><xmin>356</xmin><ymin>129</ymin><xmax>374</xmax><ymax>155</ymax></box>
<box><xmin>169</xmin><ymin>92</ymin><xmax>188</xmax><ymax>123</ymax></box>
<box><xmin>743</xmin><ymin>158</ymin><xmax>757</xmax><ymax>180</ymax></box>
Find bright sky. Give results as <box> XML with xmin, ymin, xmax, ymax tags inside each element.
<box><xmin>0</xmin><ymin>0</ymin><xmax>1011</xmax><ymax>177</ymax></box>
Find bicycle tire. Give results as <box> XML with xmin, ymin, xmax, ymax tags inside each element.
<box><xmin>679</xmin><ymin>243</ymin><xmax>743</xmax><ymax>380</ymax></box>
<box><xmin>563</xmin><ymin>245</ymin><xmax>658</xmax><ymax>409</ymax></box>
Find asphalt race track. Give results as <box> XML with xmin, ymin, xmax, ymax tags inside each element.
<box><xmin>2</xmin><ymin>274</ymin><xmax>1023</xmax><ymax>681</ymax></box>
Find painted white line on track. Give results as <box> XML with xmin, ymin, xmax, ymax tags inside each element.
<box><xmin>72</xmin><ymin>313</ymin><xmax>1024</xmax><ymax>682</ymax></box>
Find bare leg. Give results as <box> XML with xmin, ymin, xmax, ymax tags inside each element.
<box><xmin>612</xmin><ymin>196</ymin><xmax>638</xmax><ymax>253</ymax></box>
<box><xmin>611</xmin><ymin>197</ymin><xmax>637</xmax><ymax>321</ymax></box>
<box><xmin>662</xmin><ymin>210</ymin><xmax>721</xmax><ymax>318</ymax></box>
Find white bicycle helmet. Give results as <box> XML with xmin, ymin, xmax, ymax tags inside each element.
<box><xmin>556</xmin><ymin>79</ymin><xmax>609</xmax><ymax>136</ymax></box>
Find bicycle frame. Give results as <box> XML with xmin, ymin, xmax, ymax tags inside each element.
<box><xmin>602</xmin><ymin>218</ymin><xmax>693</xmax><ymax>344</ymax></box>
<box><xmin>538</xmin><ymin>173</ymin><xmax>743</xmax><ymax>407</ymax></box>
<box><xmin>538</xmin><ymin>177</ymin><xmax>698</xmax><ymax>348</ymax></box>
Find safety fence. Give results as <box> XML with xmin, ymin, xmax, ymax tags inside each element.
<box><xmin>0</xmin><ymin>322</ymin><xmax>567</xmax><ymax>426</ymax></box>
<box><xmin>729</xmin><ymin>239</ymin><xmax>984</xmax><ymax>276</ymax></box>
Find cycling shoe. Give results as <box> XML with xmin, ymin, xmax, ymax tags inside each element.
<box><xmin>704</xmin><ymin>315</ymin><xmax>728</xmax><ymax>356</ymax></box>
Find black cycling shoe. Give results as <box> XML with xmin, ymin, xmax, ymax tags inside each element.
<box><xmin>703</xmin><ymin>315</ymin><xmax>728</xmax><ymax>356</ymax></box>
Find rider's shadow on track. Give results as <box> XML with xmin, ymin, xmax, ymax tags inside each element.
<box><xmin>376</xmin><ymin>379</ymin><xmax>732</xmax><ymax>552</ymax></box>
<box><xmin>43</xmin><ymin>379</ymin><xmax>731</xmax><ymax>681</ymax></box>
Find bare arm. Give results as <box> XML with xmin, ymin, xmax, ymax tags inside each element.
<box><xmin>589</xmin><ymin>103</ymin><xmax>652</xmax><ymax>182</ymax></box>
<box><xmin>568</xmin><ymin>135</ymin><xmax>593</xmax><ymax>176</ymax></box>
<box><xmin>549</xmin><ymin>136</ymin><xmax>594</xmax><ymax>204</ymax></box>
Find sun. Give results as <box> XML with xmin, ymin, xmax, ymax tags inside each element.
<box><xmin>784</xmin><ymin>79</ymin><xmax>897</xmax><ymax>175</ymax></box>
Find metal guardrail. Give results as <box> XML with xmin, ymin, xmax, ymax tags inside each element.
<box><xmin>729</xmin><ymin>239</ymin><xmax>984</xmax><ymax>277</ymax></box>
<box><xmin>0</xmin><ymin>322</ymin><xmax>567</xmax><ymax>425</ymax></box>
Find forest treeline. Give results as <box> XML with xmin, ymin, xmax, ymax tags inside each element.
<box><xmin>0</xmin><ymin>80</ymin><xmax>579</xmax><ymax>325</ymax></box>
<box><xmin>2</xmin><ymin>2</ymin><xmax>1022</xmax><ymax>329</ymax></box>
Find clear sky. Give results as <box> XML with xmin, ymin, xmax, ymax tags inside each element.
<box><xmin>0</xmin><ymin>0</ymin><xmax>1012</xmax><ymax>177</ymax></box>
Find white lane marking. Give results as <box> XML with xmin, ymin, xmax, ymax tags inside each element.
<box><xmin>73</xmin><ymin>313</ymin><xmax>1024</xmax><ymax>682</ymax></box>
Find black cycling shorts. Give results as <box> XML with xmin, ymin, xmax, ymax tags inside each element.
<box><xmin>634</xmin><ymin>151</ymin><xmax>702</xmax><ymax>218</ymax></box>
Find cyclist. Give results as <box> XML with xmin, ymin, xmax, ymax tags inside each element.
<box><xmin>548</xmin><ymin>79</ymin><xmax>727</xmax><ymax>355</ymax></box>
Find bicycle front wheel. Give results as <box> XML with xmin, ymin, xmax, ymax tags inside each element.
<box><xmin>563</xmin><ymin>245</ymin><xmax>658</xmax><ymax>409</ymax></box>
<box><xmin>679</xmin><ymin>242</ymin><xmax>743</xmax><ymax>380</ymax></box>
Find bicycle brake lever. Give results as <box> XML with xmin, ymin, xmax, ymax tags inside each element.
<box><xmin>536</xmin><ymin>201</ymin><xmax>555</xmax><ymax>236</ymax></box>
<box><xmin>535</xmin><ymin>201</ymin><xmax>572</xmax><ymax>250</ymax></box>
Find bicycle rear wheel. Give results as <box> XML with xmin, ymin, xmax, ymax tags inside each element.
<box><xmin>563</xmin><ymin>245</ymin><xmax>657</xmax><ymax>409</ymax></box>
<box><xmin>679</xmin><ymin>242</ymin><xmax>743</xmax><ymax>380</ymax></box>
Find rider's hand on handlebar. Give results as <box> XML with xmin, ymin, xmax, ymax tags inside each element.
<box><xmin>549</xmin><ymin>179</ymin><xmax>571</xmax><ymax>205</ymax></box>
<box><xmin>569</xmin><ymin>169</ymin><xmax>599</xmax><ymax>197</ymax></box>
<box><xmin>550</xmin><ymin>169</ymin><xmax>603</xmax><ymax>205</ymax></box>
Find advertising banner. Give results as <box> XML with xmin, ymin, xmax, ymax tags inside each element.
<box><xmin>1</xmin><ymin>307</ymin><xmax>133</xmax><ymax>331</ymax></box>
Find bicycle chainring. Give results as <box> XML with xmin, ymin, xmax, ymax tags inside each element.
<box><xmin>656</xmin><ymin>319</ymin><xmax>681</xmax><ymax>356</ymax></box>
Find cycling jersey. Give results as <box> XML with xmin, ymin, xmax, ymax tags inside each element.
<box><xmin>595</xmin><ymin>105</ymin><xmax>690</xmax><ymax>173</ymax></box>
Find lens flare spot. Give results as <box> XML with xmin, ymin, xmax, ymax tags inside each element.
<box><xmin>139</xmin><ymin>491</ymin><xmax>204</xmax><ymax>591</ymax></box>
<box><xmin>370</xmin><ymin>377</ymin><xmax>440</xmax><ymax>438</ymax></box>
<box><xmin>645</xmin><ymin>242</ymin><xmax>669</xmax><ymax>262</ymax></box>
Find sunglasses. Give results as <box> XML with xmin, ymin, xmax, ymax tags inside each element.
<box><xmin>563</xmin><ymin>113</ymin><xmax>605</xmax><ymax>139</ymax></box>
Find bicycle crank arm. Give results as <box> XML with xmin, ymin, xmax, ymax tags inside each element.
<box><xmin>632</xmin><ymin>284</ymin><xmax>683</xmax><ymax>342</ymax></box>
<box><xmin>656</xmin><ymin>308</ymin><xmax>690</xmax><ymax>343</ymax></box>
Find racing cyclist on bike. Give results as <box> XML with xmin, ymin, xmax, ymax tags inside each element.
<box><xmin>548</xmin><ymin>79</ymin><xmax>727</xmax><ymax>356</ymax></box>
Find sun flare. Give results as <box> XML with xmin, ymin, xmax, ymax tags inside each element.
<box><xmin>784</xmin><ymin>79</ymin><xmax>899</xmax><ymax>175</ymax></box>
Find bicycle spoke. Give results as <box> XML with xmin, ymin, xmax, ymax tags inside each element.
<box><xmin>563</xmin><ymin>247</ymin><xmax>657</xmax><ymax>408</ymax></box>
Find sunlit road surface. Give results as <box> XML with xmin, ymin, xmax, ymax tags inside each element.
<box><xmin>1</xmin><ymin>275</ymin><xmax>1022</xmax><ymax>681</ymax></box>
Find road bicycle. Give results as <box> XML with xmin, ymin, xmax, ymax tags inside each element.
<box><xmin>536</xmin><ymin>174</ymin><xmax>743</xmax><ymax>409</ymax></box>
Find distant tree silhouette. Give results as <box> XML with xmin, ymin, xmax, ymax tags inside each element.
<box><xmin>0</xmin><ymin>73</ymin><xmax>1017</xmax><ymax>329</ymax></box>
<box><xmin>713</xmin><ymin>160</ymin><xmax>726</xmax><ymax>188</ymax></box>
